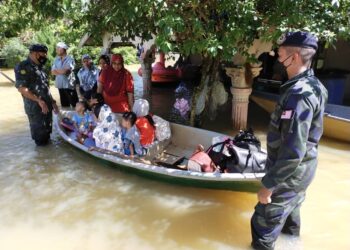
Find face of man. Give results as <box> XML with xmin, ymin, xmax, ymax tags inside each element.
<box><xmin>56</xmin><ymin>47</ymin><xmax>66</xmax><ymax>56</ymax></box>
<box><xmin>112</xmin><ymin>61</ymin><xmax>123</xmax><ymax>72</ymax></box>
<box><xmin>83</xmin><ymin>59</ymin><xmax>91</xmax><ymax>68</ymax></box>
<box><xmin>277</xmin><ymin>47</ymin><xmax>296</xmax><ymax>73</ymax></box>
<box><xmin>32</xmin><ymin>51</ymin><xmax>48</xmax><ymax>65</ymax></box>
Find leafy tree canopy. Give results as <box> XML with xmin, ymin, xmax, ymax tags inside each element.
<box><xmin>1</xmin><ymin>0</ymin><xmax>349</xmax><ymax>61</ymax></box>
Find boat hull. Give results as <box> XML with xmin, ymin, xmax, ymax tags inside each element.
<box><xmin>54</xmin><ymin>113</ymin><xmax>264</xmax><ymax>192</ymax></box>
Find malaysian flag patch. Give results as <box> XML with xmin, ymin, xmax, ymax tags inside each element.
<box><xmin>281</xmin><ymin>110</ymin><xmax>295</xmax><ymax>120</ymax></box>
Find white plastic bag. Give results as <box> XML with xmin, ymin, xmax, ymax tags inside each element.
<box><xmin>153</xmin><ymin>115</ymin><xmax>171</xmax><ymax>141</ymax></box>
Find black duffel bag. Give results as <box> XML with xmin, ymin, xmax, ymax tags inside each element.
<box><xmin>207</xmin><ymin>129</ymin><xmax>267</xmax><ymax>174</ymax></box>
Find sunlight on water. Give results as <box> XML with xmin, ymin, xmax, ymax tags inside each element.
<box><xmin>0</xmin><ymin>68</ymin><xmax>349</xmax><ymax>250</ymax></box>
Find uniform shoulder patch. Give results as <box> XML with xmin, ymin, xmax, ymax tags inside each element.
<box><xmin>20</xmin><ymin>69</ymin><xmax>26</xmax><ymax>75</ymax></box>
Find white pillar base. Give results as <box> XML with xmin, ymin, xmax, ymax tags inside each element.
<box><xmin>231</xmin><ymin>87</ymin><xmax>252</xmax><ymax>130</ymax></box>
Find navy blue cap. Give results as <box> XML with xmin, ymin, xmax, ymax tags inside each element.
<box><xmin>29</xmin><ymin>44</ymin><xmax>48</xmax><ymax>53</ymax></box>
<box><xmin>277</xmin><ymin>31</ymin><xmax>318</xmax><ymax>50</ymax></box>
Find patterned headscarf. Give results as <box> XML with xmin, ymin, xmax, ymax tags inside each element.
<box><xmin>92</xmin><ymin>105</ymin><xmax>123</xmax><ymax>152</ymax></box>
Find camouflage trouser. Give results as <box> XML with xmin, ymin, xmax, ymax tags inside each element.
<box><xmin>250</xmin><ymin>189</ymin><xmax>306</xmax><ymax>250</ymax></box>
<box><xmin>27</xmin><ymin>112</ymin><xmax>52</xmax><ymax>146</ymax></box>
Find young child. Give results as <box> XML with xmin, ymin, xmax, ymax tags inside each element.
<box><xmin>72</xmin><ymin>101</ymin><xmax>95</xmax><ymax>144</ymax></box>
<box><xmin>132</xmin><ymin>99</ymin><xmax>155</xmax><ymax>146</ymax></box>
<box><xmin>121</xmin><ymin>112</ymin><xmax>145</xmax><ymax>157</ymax></box>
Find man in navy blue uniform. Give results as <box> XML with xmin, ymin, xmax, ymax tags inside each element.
<box><xmin>15</xmin><ymin>44</ymin><xmax>59</xmax><ymax>146</ymax></box>
<box><xmin>251</xmin><ymin>31</ymin><xmax>328</xmax><ymax>250</ymax></box>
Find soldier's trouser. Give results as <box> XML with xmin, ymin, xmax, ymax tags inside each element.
<box><xmin>251</xmin><ymin>190</ymin><xmax>306</xmax><ymax>250</ymax></box>
<box><xmin>27</xmin><ymin>112</ymin><xmax>52</xmax><ymax>146</ymax></box>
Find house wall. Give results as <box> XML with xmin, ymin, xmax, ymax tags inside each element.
<box><xmin>324</xmin><ymin>39</ymin><xmax>350</xmax><ymax>71</ymax></box>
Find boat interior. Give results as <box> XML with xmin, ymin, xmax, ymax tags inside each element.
<box><xmin>58</xmin><ymin>110</ymin><xmax>226</xmax><ymax>171</ymax></box>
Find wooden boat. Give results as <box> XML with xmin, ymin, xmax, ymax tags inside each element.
<box><xmin>53</xmin><ymin>111</ymin><xmax>264</xmax><ymax>192</ymax></box>
<box><xmin>251</xmin><ymin>90</ymin><xmax>350</xmax><ymax>143</ymax></box>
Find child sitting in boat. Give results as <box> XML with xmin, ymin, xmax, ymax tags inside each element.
<box><xmin>92</xmin><ymin>104</ymin><xmax>123</xmax><ymax>153</ymax></box>
<box><xmin>88</xmin><ymin>93</ymin><xmax>104</xmax><ymax>120</ymax></box>
<box><xmin>132</xmin><ymin>99</ymin><xmax>155</xmax><ymax>147</ymax></box>
<box><xmin>121</xmin><ymin>112</ymin><xmax>145</xmax><ymax>157</ymax></box>
<box><xmin>71</xmin><ymin>101</ymin><xmax>95</xmax><ymax>145</ymax></box>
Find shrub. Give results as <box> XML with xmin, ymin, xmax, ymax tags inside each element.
<box><xmin>111</xmin><ymin>46</ymin><xmax>138</xmax><ymax>65</ymax></box>
<box><xmin>69</xmin><ymin>45</ymin><xmax>103</xmax><ymax>68</ymax></box>
<box><xmin>0</xmin><ymin>38</ymin><xmax>28</xmax><ymax>68</ymax></box>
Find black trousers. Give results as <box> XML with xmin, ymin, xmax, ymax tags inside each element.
<box><xmin>58</xmin><ymin>88</ymin><xmax>78</xmax><ymax>108</ymax></box>
<box><xmin>80</xmin><ymin>84</ymin><xmax>97</xmax><ymax>100</ymax></box>
<box><xmin>27</xmin><ymin>111</ymin><xmax>52</xmax><ymax>146</ymax></box>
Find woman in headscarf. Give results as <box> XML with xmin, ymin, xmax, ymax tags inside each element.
<box><xmin>92</xmin><ymin>104</ymin><xmax>123</xmax><ymax>152</ymax></box>
<box><xmin>98</xmin><ymin>54</ymin><xmax>110</xmax><ymax>73</ymax></box>
<box><xmin>97</xmin><ymin>54</ymin><xmax>134</xmax><ymax>113</ymax></box>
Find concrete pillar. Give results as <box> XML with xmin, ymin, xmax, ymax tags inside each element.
<box><xmin>230</xmin><ymin>87</ymin><xmax>252</xmax><ymax>129</ymax></box>
<box><xmin>225</xmin><ymin>66</ymin><xmax>262</xmax><ymax>130</ymax></box>
<box><xmin>139</xmin><ymin>46</ymin><xmax>156</xmax><ymax>103</ymax></box>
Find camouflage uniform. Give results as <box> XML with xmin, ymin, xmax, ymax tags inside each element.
<box><xmin>15</xmin><ymin>57</ymin><xmax>54</xmax><ymax>145</ymax></box>
<box><xmin>251</xmin><ymin>69</ymin><xmax>328</xmax><ymax>250</ymax></box>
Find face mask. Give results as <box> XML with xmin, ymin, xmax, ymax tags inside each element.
<box><xmin>279</xmin><ymin>54</ymin><xmax>293</xmax><ymax>71</ymax></box>
<box><xmin>38</xmin><ymin>55</ymin><xmax>48</xmax><ymax>65</ymax></box>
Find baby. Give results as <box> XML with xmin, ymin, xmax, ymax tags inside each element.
<box><xmin>72</xmin><ymin>101</ymin><xmax>95</xmax><ymax>144</ymax></box>
<box><xmin>121</xmin><ymin>112</ymin><xmax>145</xmax><ymax>157</ymax></box>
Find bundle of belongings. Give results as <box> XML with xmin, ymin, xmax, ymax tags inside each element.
<box><xmin>187</xmin><ymin>128</ymin><xmax>267</xmax><ymax>174</ymax></box>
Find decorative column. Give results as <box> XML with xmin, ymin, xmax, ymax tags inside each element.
<box><xmin>139</xmin><ymin>46</ymin><xmax>156</xmax><ymax>102</ymax></box>
<box><xmin>225</xmin><ymin>66</ymin><xmax>262</xmax><ymax>130</ymax></box>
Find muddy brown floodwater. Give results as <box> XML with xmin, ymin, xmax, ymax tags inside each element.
<box><xmin>0</xmin><ymin>66</ymin><xmax>349</xmax><ymax>250</ymax></box>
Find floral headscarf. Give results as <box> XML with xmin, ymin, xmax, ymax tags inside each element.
<box><xmin>93</xmin><ymin>104</ymin><xmax>123</xmax><ymax>152</ymax></box>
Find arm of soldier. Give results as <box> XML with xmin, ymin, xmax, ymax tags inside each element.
<box><xmin>17</xmin><ymin>87</ymin><xmax>49</xmax><ymax>114</ymax></box>
<box><xmin>261</xmin><ymin>94</ymin><xmax>314</xmax><ymax>190</ymax></box>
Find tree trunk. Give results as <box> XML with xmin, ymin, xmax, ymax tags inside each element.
<box><xmin>189</xmin><ymin>56</ymin><xmax>221</xmax><ymax>127</ymax></box>
<box><xmin>139</xmin><ymin>48</ymin><xmax>155</xmax><ymax>106</ymax></box>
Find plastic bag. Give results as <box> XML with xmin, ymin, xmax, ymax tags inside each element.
<box><xmin>153</xmin><ymin>115</ymin><xmax>171</xmax><ymax>141</ymax></box>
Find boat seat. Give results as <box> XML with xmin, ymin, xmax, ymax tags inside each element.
<box><xmin>152</xmin><ymin>143</ymin><xmax>194</xmax><ymax>168</ymax></box>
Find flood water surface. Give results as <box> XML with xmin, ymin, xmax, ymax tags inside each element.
<box><xmin>0</xmin><ymin>68</ymin><xmax>349</xmax><ymax>250</ymax></box>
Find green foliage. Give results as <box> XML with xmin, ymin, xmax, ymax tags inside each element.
<box><xmin>0</xmin><ymin>38</ymin><xmax>28</xmax><ymax>68</ymax></box>
<box><xmin>2</xmin><ymin>0</ymin><xmax>349</xmax><ymax>62</ymax></box>
<box><xmin>111</xmin><ymin>47</ymin><xmax>138</xmax><ymax>65</ymax></box>
<box><xmin>31</xmin><ymin>27</ymin><xmax>60</xmax><ymax>67</ymax></box>
<box><xmin>69</xmin><ymin>46</ymin><xmax>103</xmax><ymax>68</ymax></box>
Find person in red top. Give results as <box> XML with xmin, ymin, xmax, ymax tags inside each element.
<box><xmin>132</xmin><ymin>99</ymin><xmax>155</xmax><ymax>146</ymax></box>
<box><xmin>97</xmin><ymin>54</ymin><xmax>134</xmax><ymax>113</ymax></box>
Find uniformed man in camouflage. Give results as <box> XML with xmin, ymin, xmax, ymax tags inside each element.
<box><xmin>250</xmin><ymin>32</ymin><xmax>328</xmax><ymax>250</ymax></box>
<box><xmin>15</xmin><ymin>44</ymin><xmax>59</xmax><ymax>146</ymax></box>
